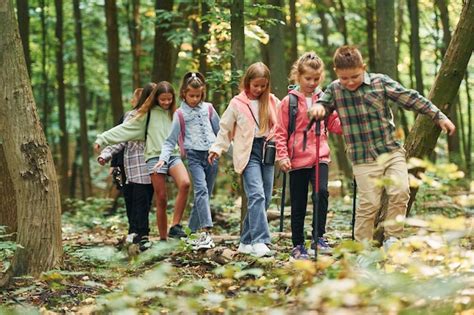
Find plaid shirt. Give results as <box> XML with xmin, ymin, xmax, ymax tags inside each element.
<box><xmin>99</xmin><ymin>110</ymin><xmax>151</xmax><ymax>184</ymax></box>
<box><xmin>318</xmin><ymin>72</ymin><xmax>447</xmax><ymax>164</ymax></box>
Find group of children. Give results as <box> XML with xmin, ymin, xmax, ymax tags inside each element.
<box><xmin>94</xmin><ymin>45</ymin><xmax>455</xmax><ymax>259</ymax></box>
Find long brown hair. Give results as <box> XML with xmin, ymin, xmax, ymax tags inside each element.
<box><xmin>240</xmin><ymin>62</ymin><xmax>272</xmax><ymax>135</ymax></box>
<box><xmin>137</xmin><ymin>81</ymin><xmax>176</xmax><ymax>120</ymax></box>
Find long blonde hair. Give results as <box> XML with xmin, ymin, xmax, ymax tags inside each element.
<box><xmin>240</xmin><ymin>62</ymin><xmax>272</xmax><ymax>135</ymax></box>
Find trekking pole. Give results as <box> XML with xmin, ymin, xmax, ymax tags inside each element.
<box><xmin>279</xmin><ymin>172</ymin><xmax>286</xmax><ymax>232</ymax></box>
<box><xmin>351</xmin><ymin>178</ymin><xmax>357</xmax><ymax>241</ymax></box>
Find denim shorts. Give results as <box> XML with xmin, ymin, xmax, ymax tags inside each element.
<box><xmin>146</xmin><ymin>156</ymin><xmax>182</xmax><ymax>175</ymax></box>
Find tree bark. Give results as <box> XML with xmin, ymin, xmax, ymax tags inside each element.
<box><xmin>105</xmin><ymin>0</ymin><xmax>124</xmax><ymax>124</ymax></box>
<box><xmin>152</xmin><ymin>0</ymin><xmax>175</xmax><ymax>83</ymax></box>
<box><xmin>40</xmin><ymin>0</ymin><xmax>49</xmax><ymax>136</ymax></box>
<box><xmin>288</xmin><ymin>0</ymin><xmax>297</xmax><ymax>70</ymax></box>
<box><xmin>73</xmin><ymin>0</ymin><xmax>92</xmax><ymax>198</ymax></box>
<box><xmin>127</xmin><ymin>0</ymin><xmax>141</xmax><ymax>90</ymax></box>
<box><xmin>0</xmin><ymin>0</ymin><xmax>62</xmax><ymax>279</ymax></box>
<box><xmin>231</xmin><ymin>0</ymin><xmax>244</xmax><ymax>95</ymax></box>
<box><xmin>198</xmin><ymin>0</ymin><xmax>210</xmax><ymax>75</ymax></box>
<box><xmin>365</xmin><ymin>0</ymin><xmax>376</xmax><ymax>71</ymax></box>
<box><xmin>407</xmin><ymin>0</ymin><xmax>424</xmax><ymax>95</ymax></box>
<box><xmin>375</xmin><ymin>0</ymin><xmax>396</xmax><ymax>78</ymax></box>
<box><xmin>435</xmin><ymin>0</ymin><xmax>451</xmax><ymax>57</ymax></box>
<box><xmin>16</xmin><ymin>0</ymin><xmax>31</xmax><ymax>77</ymax></box>
<box><xmin>464</xmin><ymin>71</ymin><xmax>472</xmax><ymax>179</ymax></box>
<box><xmin>266</xmin><ymin>0</ymin><xmax>288</xmax><ymax>99</ymax></box>
<box><xmin>54</xmin><ymin>0</ymin><xmax>69</xmax><ymax>201</ymax></box>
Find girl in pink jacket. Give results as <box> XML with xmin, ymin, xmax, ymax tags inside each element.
<box><xmin>274</xmin><ymin>52</ymin><xmax>342</xmax><ymax>260</ymax></box>
<box><xmin>209</xmin><ymin>62</ymin><xmax>279</xmax><ymax>257</ymax></box>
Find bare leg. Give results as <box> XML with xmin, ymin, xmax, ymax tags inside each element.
<box><xmin>168</xmin><ymin>163</ymin><xmax>191</xmax><ymax>226</ymax></box>
<box><xmin>150</xmin><ymin>173</ymin><xmax>168</xmax><ymax>240</ymax></box>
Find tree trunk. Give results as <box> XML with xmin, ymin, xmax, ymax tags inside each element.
<box><xmin>407</xmin><ymin>0</ymin><xmax>424</xmax><ymax>95</ymax></box>
<box><xmin>40</xmin><ymin>0</ymin><xmax>49</xmax><ymax>136</ymax></box>
<box><xmin>105</xmin><ymin>0</ymin><xmax>124</xmax><ymax>124</ymax></box>
<box><xmin>152</xmin><ymin>0</ymin><xmax>175</xmax><ymax>83</ymax></box>
<box><xmin>198</xmin><ymin>0</ymin><xmax>210</xmax><ymax>75</ymax></box>
<box><xmin>73</xmin><ymin>0</ymin><xmax>92</xmax><ymax>198</ymax></box>
<box><xmin>54</xmin><ymin>0</ymin><xmax>69</xmax><ymax>201</ymax></box>
<box><xmin>337</xmin><ymin>0</ymin><xmax>348</xmax><ymax>44</ymax></box>
<box><xmin>375</xmin><ymin>0</ymin><xmax>396</xmax><ymax>78</ymax></box>
<box><xmin>16</xmin><ymin>0</ymin><xmax>31</xmax><ymax>77</ymax></box>
<box><xmin>231</xmin><ymin>0</ymin><xmax>244</xmax><ymax>95</ymax></box>
<box><xmin>435</xmin><ymin>0</ymin><xmax>451</xmax><ymax>57</ymax></box>
<box><xmin>127</xmin><ymin>0</ymin><xmax>141</xmax><ymax>90</ymax></box>
<box><xmin>266</xmin><ymin>0</ymin><xmax>288</xmax><ymax>99</ymax></box>
<box><xmin>464</xmin><ymin>71</ymin><xmax>472</xmax><ymax>179</ymax></box>
<box><xmin>365</xmin><ymin>0</ymin><xmax>376</xmax><ymax>71</ymax></box>
<box><xmin>288</xmin><ymin>0</ymin><xmax>297</xmax><ymax>70</ymax></box>
<box><xmin>0</xmin><ymin>0</ymin><xmax>62</xmax><ymax>280</ymax></box>
<box><xmin>316</xmin><ymin>2</ymin><xmax>335</xmax><ymax>80</ymax></box>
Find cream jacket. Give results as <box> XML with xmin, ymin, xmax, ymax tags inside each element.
<box><xmin>209</xmin><ymin>91</ymin><xmax>279</xmax><ymax>174</ymax></box>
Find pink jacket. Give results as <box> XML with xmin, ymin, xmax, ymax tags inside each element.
<box><xmin>274</xmin><ymin>89</ymin><xmax>342</xmax><ymax>170</ymax></box>
<box><xmin>209</xmin><ymin>91</ymin><xmax>279</xmax><ymax>174</ymax></box>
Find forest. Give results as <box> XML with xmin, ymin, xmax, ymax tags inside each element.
<box><xmin>0</xmin><ymin>0</ymin><xmax>473</xmax><ymax>313</ymax></box>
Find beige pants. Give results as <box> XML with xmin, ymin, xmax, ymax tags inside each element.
<box><xmin>352</xmin><ymin>148</ymin><xmax>410</xmax><ymax>241</ymax></box>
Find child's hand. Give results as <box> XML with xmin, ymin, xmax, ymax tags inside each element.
<box><xmin>308</xmin><ymin>104</ymin><xmax>326</xmax><ymax>120</ymax></box>
<box><xmin>439</xmin><ymin>118</ymin><xmax>456</xmax><ymax>136</ymax></box>
<box><xmin>208</xmin><ymin>152</ymin><xmax>219</xmax><ymax>165</ymax></box>
<box><xmin>279</xmin><ymin>158</ymin><xmax>291</xmax><ymax>172</ymax></box>
<box><xmin>93</xmin><ymin>143</ymin><xmax>101</xmax><ymax>154</ymax></box>
<box><xmin>153</xmin><ymin>160</ymin><xmax>165</xmax><ymax>170</ymax></box>
<box><xmin>97</xmin><ymin>157</ymin><xmax>106</xmax><ymax>166</ymax></box>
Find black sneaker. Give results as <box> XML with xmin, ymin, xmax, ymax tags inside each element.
<box><xmin>139</xmin><ymin>236</ymin><xmax>152</xmax><ymax>252</ymax></box>
<box><xmin>168</xmin><ymin>224</ymin><xmax>187</xmax><ymax>239</ymax></box>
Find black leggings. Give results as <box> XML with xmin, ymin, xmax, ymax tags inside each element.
<box><xmin>289</xmin><ymin>163</ymin><xmax>329</xmax><ymax>246</ymax></box>
<box><xmin>123</xmin><ymin>182</ymin><xmax>154</xmax><ymax>238</ymax></box>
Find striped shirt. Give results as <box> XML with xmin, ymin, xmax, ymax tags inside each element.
<box><xmin>317</xmin><ymin>72</ymin><xmax>447</xmax><ymax>164</ymax></box>
<box><xmin>99</xmin><ymin>110</ymin><xmax>151</xmax><ymax>184</ymax></box>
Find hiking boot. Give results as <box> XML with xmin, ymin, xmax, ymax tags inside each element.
<box><xmin>190</xmin><ymin>232</ymin><xmax>215</xmax><ymax>251</ymax></box>
<box><xmin>237</xmin><ymin>243</ymin><xmax>253</xmax><ymax>254</ymax></box>
<box><xmin>168</xmin><ymin>224</ymin><xmax>187</xmax><ymax>239</ymax></box>
<box><xmin>383</xmin><ymin>237</ymin><xmax>399</xmax><ymax>252</ymax></box>
<box><xmin>252</xmin><ymin>243</ymin><xmax>272</xmax><ymax>257</ymax></box>
<box><xmin>291</xmin><ymin>245</ymin><xmax>309</xmax><ymax>260</ymax></box>
<box><xmin>139</xmin><ymin>236</ymin><xmax>152</xmax><ymax>252</ymax></box>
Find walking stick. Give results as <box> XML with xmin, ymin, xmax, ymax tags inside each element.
<box><xmin>307</xmin><ymin>119</ymin><xmax>321</xmax><ymax>261</ymax></box>
<box><xmin>279</xmin><ymin>172</ymin><xmax>286</xmax><ymax>232</ymax></box>
<box><xmin>351</xmin><ymin>178</ymin><xmax>357</xmax><ymax>240</ymax></box>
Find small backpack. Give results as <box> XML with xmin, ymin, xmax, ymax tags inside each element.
<box><xmin>176</xmin><ymin>102</ymin><xmax>216</xmax><ymax>158</ymax></box>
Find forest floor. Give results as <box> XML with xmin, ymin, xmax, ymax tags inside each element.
<box><xmin>1</xmin><ymin>179</ymin><xmax>473</xmax><ymax>314</ymax></box>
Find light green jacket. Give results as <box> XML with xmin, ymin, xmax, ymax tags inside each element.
<box><xmin>95</xmin><ymin>106</ymin><xmax>175</xmax><ymax>162</ymax></box>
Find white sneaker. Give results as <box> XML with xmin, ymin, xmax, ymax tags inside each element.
<box><xmin>237</xmin><ymin>243</ymin><xmax>253</xmax><ymax>254</ymax></box>
<box><xmin>192</xmin><ymin>232</ymin><xmax>215</xmax><ymax>250</ymax></box>
<box><xmin>126</xmin><ymin>233</ymin><xmax>137</xmax><ymax>244</ymax></box>
<box><xmin>383</xmin><ymin>237</ymin><xmax>399</xmax><ymax>252</ymax></box>
<box><xmin>252</xmin><ymin>243</ymin><xmax>272</xmax><ymax>257</ymax></box>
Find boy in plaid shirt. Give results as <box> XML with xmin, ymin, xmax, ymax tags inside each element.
<box><xmin>310</xmin><ymin>45</ymin><xmax>455</xmax><ymax>250</ymax></box>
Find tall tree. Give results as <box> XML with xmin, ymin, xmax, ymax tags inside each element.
<box><xmin>0</xmin><ymin>0</ymin><xmax>62</xmax><ymax>282</ymax></box>
<box><xmin>16</xmin><ymin>0</ymin><xmax>31</xmax><ymax>77</ymax></box>
<box><xmin>407</xmin><ymin>0</ymin><xmax>424</xmax><ymax>94</ymax></box>
<box><xmin>126</xmin><ymin>0</ymin><xmax>141</xmax><ymax>90</ymax></box>
<box><xmin>40</xmin><ymin>0</ymin><xmax>49</xmax><ymax>135</ymax></box>
<box><xmin>231</xmin><ymin>0</ymin><xmax>245</xmax><ymax>95</ymax></box>
<box><xmin>288</xmin><ymin>0</ymin><xmax>297</xmax><ymax>70</ymax></box>
<box><xmin>105</xmin><ymin>0</ymin><xmax>124</xmax><ymax>124</ymax></box>
<box><xmin>73</xmin><ymin>0</ymin><xmax>92</xmax><ymax>198</ymax></box>
<box><xmin>54</xmin><ymin>0</ymin><xmax>68</xmax><ymax>200</ymax></box>
<box><xmin>198</xmin><ymin>0</ymin><xmax>210</xmax><ymax>75</ymax></box>
<box><xmin>152</xmin><ymin>0</ymin><xmax>175</xmax><ymax>82</ymax></box>
<box><xmin>266</xmin><ymin>0</ymin><xmax>287</xmax><ymax>99</ymax></box>
<box><xmin>375</xmin><ymin>0</ymin><xmax>396</xmax><ymax>78</ymax></box>
<box><xmin>365</xmin><ymin>0</ymin><xmax>376</xmax><ymax>71</ymax></box>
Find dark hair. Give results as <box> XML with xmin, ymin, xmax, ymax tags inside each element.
<box><xmin>333</xmin><ymin>45</ymin><xmax>364</xmax><ymax>69</ymax></box>
<box><xmin>137</xmin><ymin>81</ymin><xmax>176</xmax><ymax>120</ymax></box>
<box><xmin>179</xmin><ymin>71</ymin><xmax>206</xmax><ymax>102</ymax></box>
<box><xmin>290</xmin><ymin>51</ymin><xmax>325</xmax><ymax>83</ymax></box>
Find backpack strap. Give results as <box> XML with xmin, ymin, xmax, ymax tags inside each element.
<box><xmin>205</xmin><ymin>102</ymin><xmax>218</xmax><ymax>135</ymax></box>
<box><xmin>288</xmin><ymin>93</ymin><xmax>298</xmax><ymax>139</ymax></box>
<box><xmin>176</xmin><ymin>109</ymin><xmax>187</xmax><ymax>158</ymax></box>
<box><xmin>144</xmin><ymin>111</ymin><xmax>151</xmax><ymax>142</ymax></box>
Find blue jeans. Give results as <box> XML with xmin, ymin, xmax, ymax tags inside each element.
<box><xmin>241</xmin><ymin>138</ymin><xmax>274</xmax><ymax>245</ymax></box>
<box><xmin>187</xmin><ymin>150</ymin><xmax>218</xmax><ymax>232</ymax></box>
